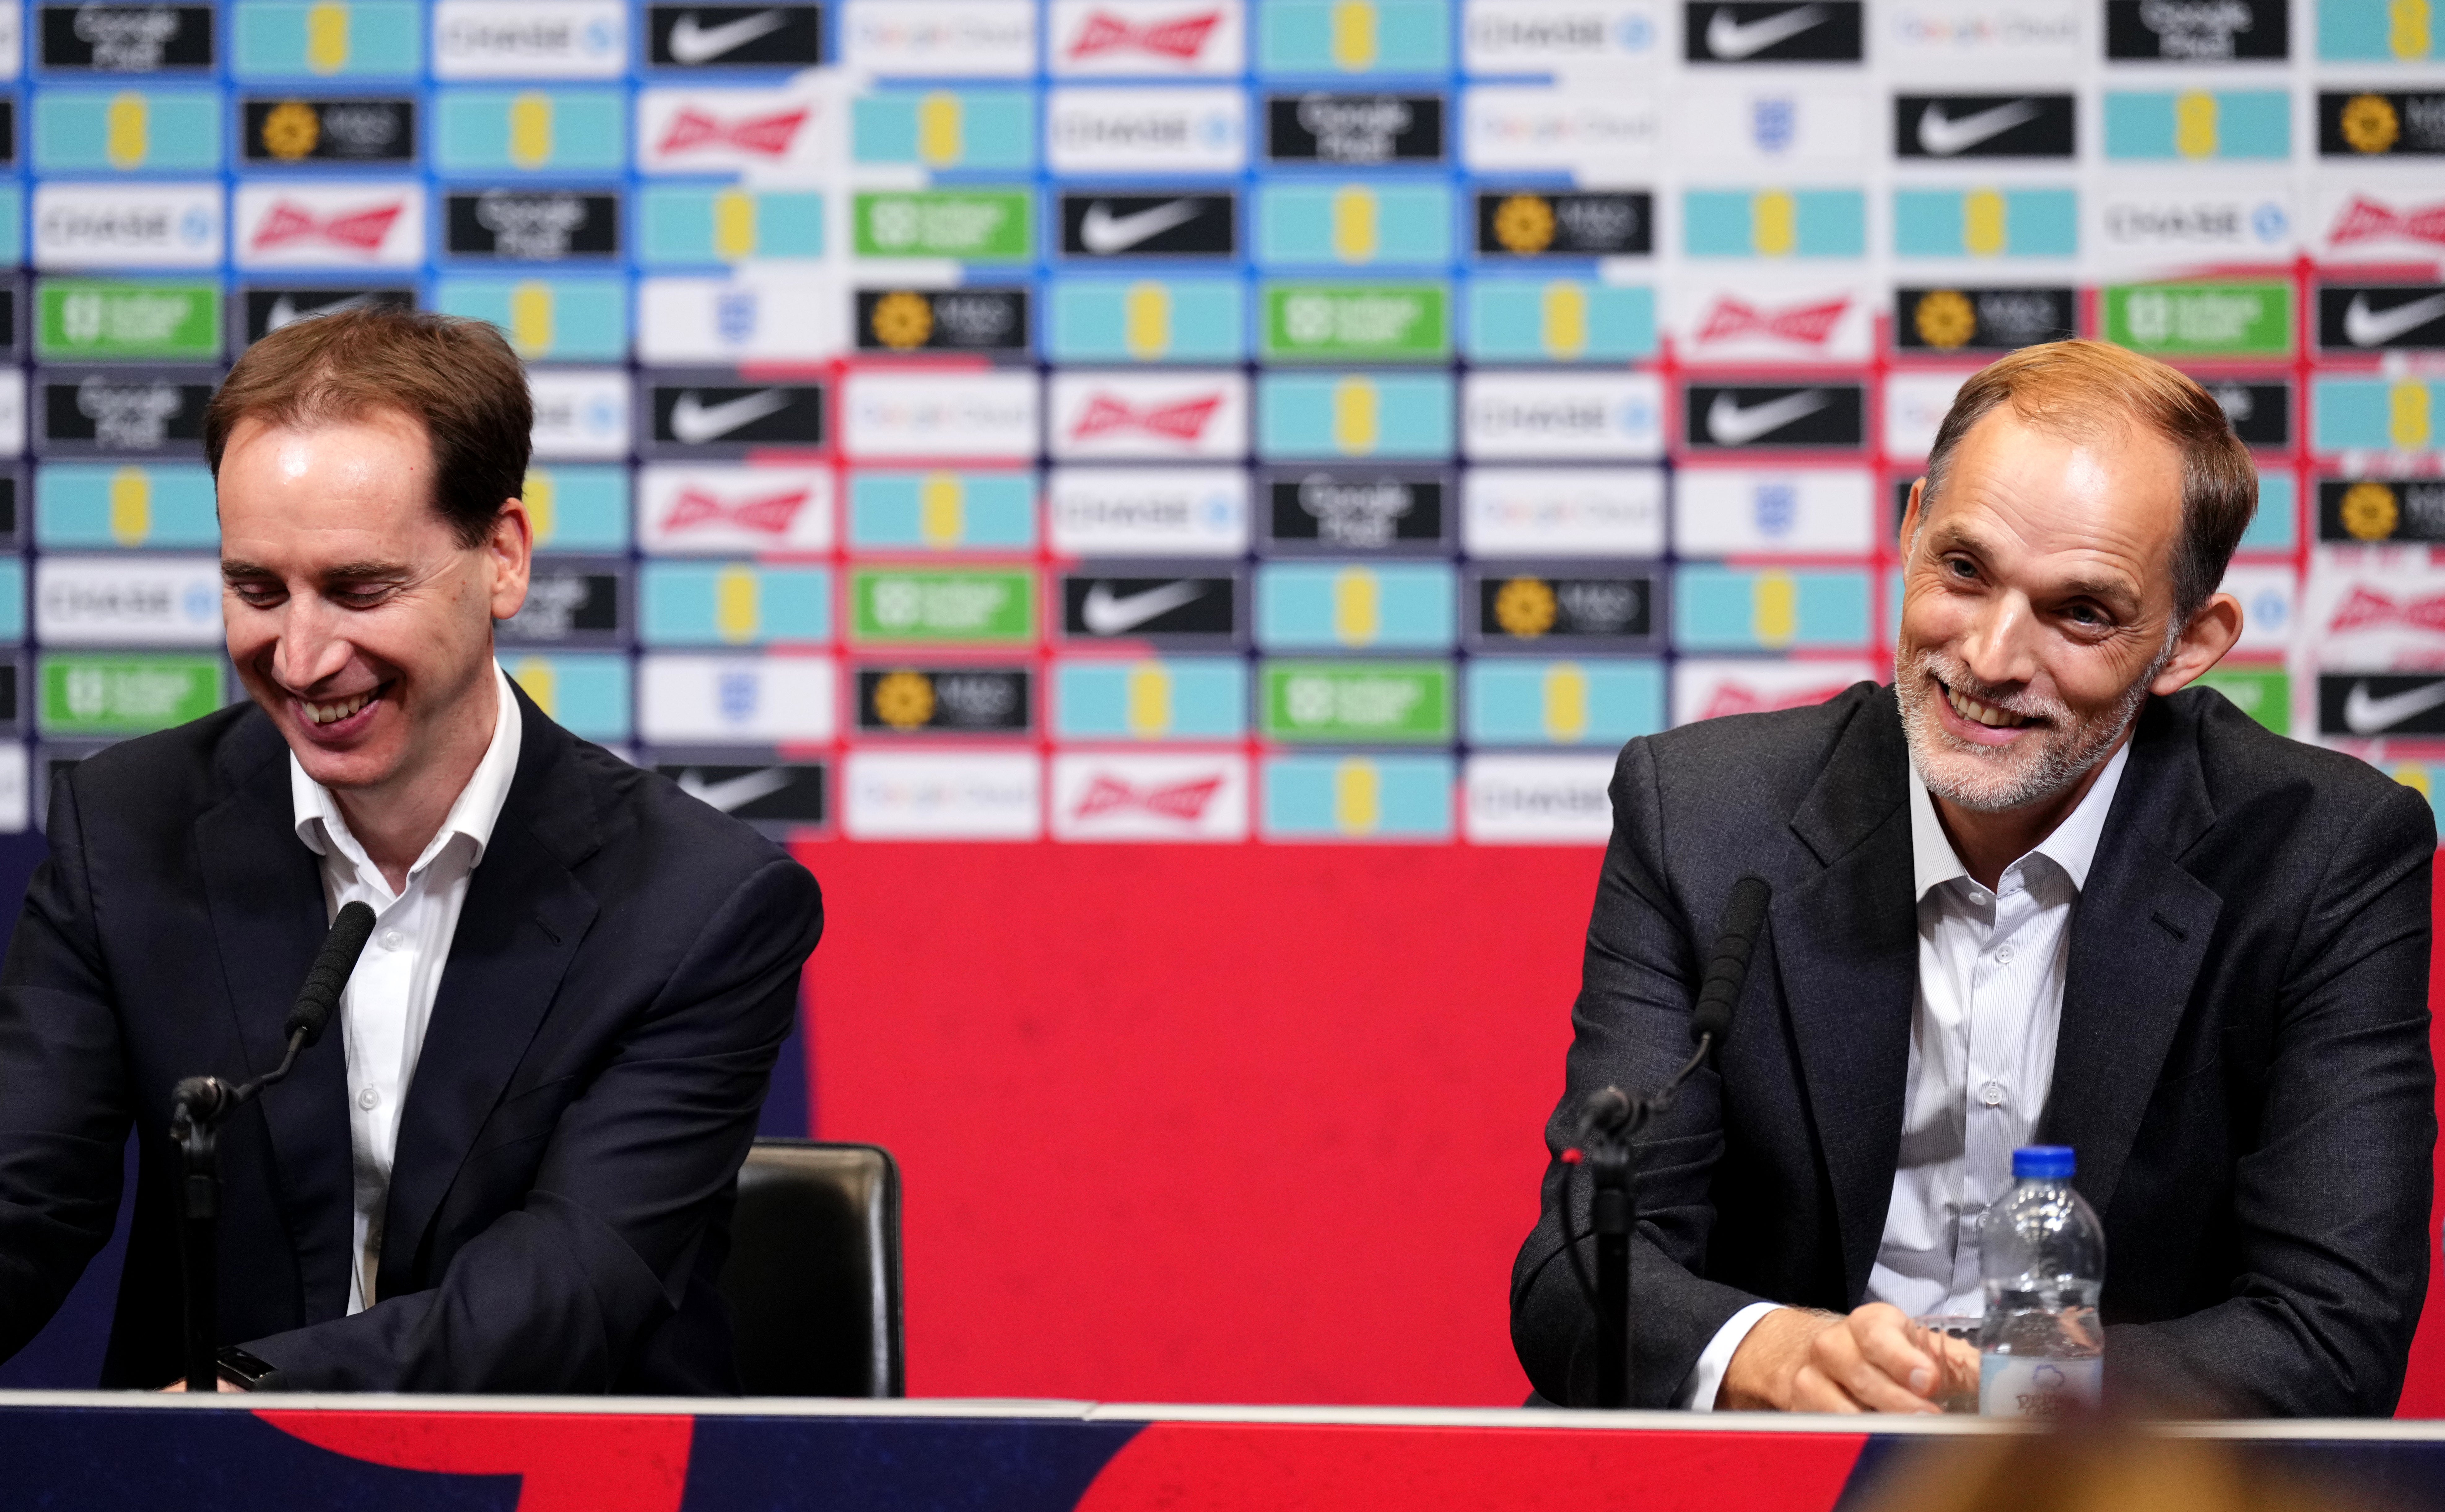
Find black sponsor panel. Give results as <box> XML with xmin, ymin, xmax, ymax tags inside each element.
<box><xmin>1266</xmin><ymin>93</ymin><xmax>1444</xmax><ymax>163</ymax></box>
<box><xmin>2319</xmin><ymin>478</ymin><xmax>2445</xmax><ymax>544</ymax></box>
<box><xmin>1060</xmin><ymin>572</ymin><xmax>1240</xmax><ymax>641</ymax></box>
<box><xmin>1895</xmin><ymin>287</ymin><xmax>2077</xmax><ymax>352</ymax></box>
<box><xmin>648</xmin><ymin>381</ymin><xmax>827</xmax><ymax>449</ymax></box>
<box><xmin>1264</xmin><ymin>469</ymin><xmax>1446</xmax><ymax>551</ymax></box>
<box><xmin>2321</xmin><ymin>673</ymin><xmax>2445</xmax><ymax>738</ymax></box>
<box><xmin>238</xmin><ymin>286</ymin><xmax>416</xmax><ymax>347</ymax></box>
<box><xmin>445</xmin><ymin>191</ymin><xmax>621</xmax><ymax>260</ymax></box>
<box><xmin>40</xmin><ymin>4</ymin><xmax>215</xmax><ymax>69</ymax></box>
<box><xmin>0</xmin><ymin>99</ymin><xmax>16</xmax><ymax>167</ymax></box>
<box><xmin>1469</xmin><ymin>568</ymin><xmax>1659</xmax><ymax>649</ymax></box>
<box><xmin>647</xmin><ymin>4</ymin><xmax>826</xmax><ymax>66</ymax></box>
<box><xmin>856</xmin><ymin>667</ymin><xmax>1033</xmax><ymax>734</ymax></box>
<box><xmin>0</xmin><ymin>472</ymin><xmax>19</xmax><ymax>544</ymax></box>
<box><xmin>1475</xmin><ymin>191</ymin><xmax>1650</xmax><ymax>257</ymax></box>
<box><xmin>1684</xmin><ymin>1</ymin><xmax>1862</xmax><ymax>61</ymax></box>
<box><xmin>38</xmin><ymin>370</ymin><xmax>213</xmax><ymax>454</ymax></box>
<box><xmin>498</xmin><ymin>561</ymin><xmax>627</xmax><ymax>645</ymax></box>
<box><xmin>2106</xmin><ymin>0</ymin><xmax>2285</xmax><ymax>59</ymax></box>
<box><xmin>0</xmin><ymin>660</ymin><xmax>19</xmax><ymax>735</ymax></box>
<box><xmin>2199</xmin><ymin>380</ymin><xmax>2290</xmax><ymax>450</ymax></box>
<box><xmin>242</xmin><ymin>97</ymin><xmax>416</xmax><ymax>164</ymax></box>
<box><xmin>1684</xmin><ymin>384</ymin><xmax>1866</xmax><ymax>450</ymax></box>
<box><xmin>2320</xmin><ymin>91</ymin><xmax>2445</xmax><ymax>156</ymax></box>
<box><xmin>856</xmin><ymin>288</ymin><xmax>1030</xmax><ymax>353</ymax></box>
<box><xmin>653</xmin><ymin>761</ymin><xmax>828</xmax><ymax>828</ymax></box>
<box><xmin>0</xmin><ymin>279</ymin><xmax>19</xmax><ymax>358</ymax></box>
<box><xmin>1894</xmin><ymin>94</ymin><xmax>2075</xmax><ymax>159</ymax></box>
<box><xmin>2317</xmin><ymin>284</ymin><xmax>2445</xmax><ymax>351</ymax></box>
<box><xmin>1059</xmin><ymin>192</ymin><xmax>1237</xmax><ymax>258</ymax></box>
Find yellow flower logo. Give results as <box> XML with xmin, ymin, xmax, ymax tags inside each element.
<box><xmin>261</xmin><ymin>100</ymin><xmax>322</xmax><ymax>161</ymax></box>
<box><xmin>1493</xmin><ymin>194</ymin><xmax>1556</xmax><ymax>254</ymax></box>
<box><xmin>2341</xmin><ymin>481</ymin><xmax>2401</xmax><ymax>542</ymax></box>
<box><xmin>870</xmin><ymin>291</ymin><xmax>935</xmax><ymax>350</ymax></box>
<box><xmin>871</xmin><ymin>670</ymin><xmax>937</xmax><ymax>729</ymax></box>
<box><xmin>1493</xmin><ymin>577</ymin><xmax>1559</xmax><ymax>638</ymax></box>
<box><xmin>2342</xmin><ymin>93</ymin><xmax>2401</xmax><ymax>153</ymax></box>
<box><xmin>1914</xmin><ymin>290</ymin><xmax>1977</xmax><ymax>350</ymax></box>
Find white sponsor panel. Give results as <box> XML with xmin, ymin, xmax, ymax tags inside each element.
<box><xmin>1048</xmin><ymin>371</ymin><xmax>1248</xmax><ymax>460</ymax></box>
<box><xmin>1462</xmin><ymin>372</ymin><xmax>1663</xmax><ymax>461</ymax></box>
<box><xmin>2313</xmin><ymin>185</ymin><xmax>2445</xmax><ymax>260</ymax></box>
<box><xmin>1461</xmin><ymin>85</ymin><xmax>1659</xmax><ymax>175</ymax></box>
<box><xmin>433</xmin><ymin>0</ymin><xmax>626</xmax><ymax>76</ymax></box>
<box><xmin>0</xmin><ymin>371</ymin><xmax>24</xmax><ymax>458</ymax></box>
<box><xmin>1675</xmin><ymin>469</ymin><xmax>1876</xmax><ymax>556</ymax></box>
<box><xmin>2091</xmin><ymin>187</ymin><xmax>2296</xmax><ymax>263</ymax></box>
<box><xmin>528</xmin><ymin>369</ymin><xmax>631</xmax><ymax>460</ymax></box>
<box><xmin>1049</xmin><ymin>1</ymin><xmax>1246</xmax><ymax>76</ymax></box>
<box><xmin>33</xmin><ymin>184</ymin><xmax>222</xmax><ymax>269</ymax></box>
<box><xmin>1463</xmin><ymin>754</ymin><xmax>1617</xmax><ymax>845</ymax></box>
<box><xmin>1672</xmin><ymin>658</ymin><xmax>1878</xmax><ymax>726</ymax></box>
<box><xmin>233</xmin><ymin>183</ymin><xmax>424</xmax><ymax>269</ymax></box>
<box><xmin>638</xmin><ymin>465</ymin><xmax>836</xmax><ymax>554</ymax></box>
<box><xmin>845</xmin><ymin>750</ymin><xmax>1043</xmax><ymax>839</ymax></box>
<box><xmin>1881</xmin><ymin>0</ymin><xmax>2085</xmax><ymax>70</ymax></box>
<box><xmin>36</xmin><ymin>557</ymin><xmax>223</xmax><ymax>647</ymax></box>
<box><xmin>0</xmin><ymin>5</ymin><xmax>18</xmax><ymax>81</ymax></box>
<box><xmin>843</xmin><ymin>371</ymin><xmax>1040</xmax><ymax>461</ymax></box>
<box><xmin>637</xmin><ymin>272</ymin><xmax>842</xmax><ymax>363</ymax></box>
<box><xmin>2305</xmin><ymin>567</ymin><xmax>2445</xmax><ymax>671</ymax></box>
<box><xmin>1462</xmin><ymin>466</ymin><xmax>1666</xmax><ymax>557</ymax></box>
<box><xmin>1045</xmin><ymin>86</ymin><xmax>1247</xmax><ymax>174</ymax></box>
<box><xmin>1046</xmin><ymin>465</ymin><xmax>1250</xmax><ymax>555</ymax></box>
<box><xmin>1886</xmin><ymin>371</ymin><xmax>1972</xmax><ymax>461</ymax></box>
<box><xmin>2219</xmin><ymin>564</ymin><xmax>2295</xmax><ymax>657</ymax></box>
<box><xmin>1673</xmin><ymin>85</ymin><xmax>1867</xmax><ymax>165</ymax></box>
<box><xmin>840</xmin><ymin>0</ymin><xmax>1038</xmax><ymax>75</ymax></box>
<box><xmin>640</xmin><ymin>654</ymin><xmax>837</xmax><ymax>743</ymax></box>
<box><xmin>1050</xmin><ymin>751</ymin><xmax>1250</xmax><ymax>840</ymax></box>
<box><xmin>637</xmin><ymin>86</ymin><xmax>832</xmax><ymax>176</ymax></box>
<box><xmin>1671</xmin><ymin>280</ymin><xmax>1875</xmax><ymax>364</ymax></box>
<box><xmin>0</xmin><ymin>745</ymin><xmax>25</xmax><ymax>836</ymax></box>
<box><xmin>1462</xmin><ymin>0</ymin><xmax>1663</xmax><ymax>72</ymax></box>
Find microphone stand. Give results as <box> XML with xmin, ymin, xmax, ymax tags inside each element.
<box><xmin>1577</xmin><ymin>1036</ymin><xmax>1713</xmax><ymax>1410</ymax></box>
<box><xmin>169</xmin><ymin>1029</ymin><xmax>313</xmax><ymax>1393</ymax></box>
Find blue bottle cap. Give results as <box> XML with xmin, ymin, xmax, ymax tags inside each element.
<box><xmin>2013</xmin><ymin>1145</ymin><xmax>2076</xmax><ymax>1180</ymax></box>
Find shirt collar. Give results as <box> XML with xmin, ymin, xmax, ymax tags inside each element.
<box><xmin>291</xmin><ymin>662</ymin><xmax>524</xmax><ymax>880</ymax></box>
<box><xmin>1906</xmin><ymin>737</ymin><xmax>2131</xmax><ymax>902</ymax></box>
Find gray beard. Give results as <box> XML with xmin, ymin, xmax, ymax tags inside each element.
<box><xmin>1896</xmin><ymin>646</ymin><xmax>2162</xmax><ymax>814</ymax></box>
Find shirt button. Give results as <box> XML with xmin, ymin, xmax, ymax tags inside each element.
<box><xmin>358</xmin><ymin>1087</ymin><xmax>381</xmax><ymax>1111</ymax></box>
<box><xmin>380</xmin><ymin>929</ymin><xmax>405</xmax><ymax>951</ymax></box>
<box><xmin>1995</xmin><ymin>943</ymin><xmax>2016</xmax><ymax>964</ymax></box>
<box><xmin>1967</xmin><ymin>889</ymin><xmax>1990</xmax><ymax>907</ymax></box>
<box><xmin>1981</xmin><ymin>1081</ymin><xmax>2006</xmax><ymax>1108</ymax></box>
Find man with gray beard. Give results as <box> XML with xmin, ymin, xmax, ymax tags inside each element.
<box><xmin>1510</xmin><ymin>340</ymin><xmax>2436</xmax><ymax>1416</ymax></box>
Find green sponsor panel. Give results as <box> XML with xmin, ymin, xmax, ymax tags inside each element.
<box><xmin>39</xmin><ymin>653</ymin><xmax>224</xmax><ymax>735</ymax></box>
<box><xmin>1260</xmin><ymin>660</ymin><xmax>1453</xmax><ymax>743</ymax></box>
<box><xmin>2194</xmin><ymin>666</ymin><xmax>2287</xmax><ymax>735</ymax></box>
<box><xmin>850</xmin><ymin>567</ymin><xmax>1035</xmax><ymax>644</ymax></box>
<box><xmin>852</xmin><ymin>190</ymin><xmax>1032</xmax><ymax>261</ymax></box>
<box><xmin>2103</xmin><ymin>283</ymin><xmax>2292</xmax><ymax>358</ymax></box>
<box><xmin>1261</xmin><ymin>282</ymin><xmax>1450</xmax><ymax>362</ymax></box>
<box><xmin>37</xmin><ymin>280</ymin><xmax>222</xmax><ymax>361</ymax></box>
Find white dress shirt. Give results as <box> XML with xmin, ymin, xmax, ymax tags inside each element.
<box><xmin>290</xmin><ymin>663</ymin><xmax>521</xmax><ymax>1316</ymax></box>
<box><xmin>1677</xmin><ymin>740</ymin><xmax>2130</xmax><ymax>1408</ymax></box>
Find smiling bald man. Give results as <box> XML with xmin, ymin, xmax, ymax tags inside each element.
<box><xmin>1511</xmin><ymin>340</ymin><xmax>2436</xmax><ymax>1417</ymax></box>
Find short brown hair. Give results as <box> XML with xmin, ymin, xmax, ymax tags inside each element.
<box><xmin>1920</xmin><ymin>338</ymin><xmax>2256</xmax><ymax>622</ymax></box>
<box><xmin>204</xmin><ymin>306</ymin><xmax>532</xmax><ymax>549</ymax></box>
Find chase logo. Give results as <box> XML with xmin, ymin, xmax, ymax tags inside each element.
<box><xmin>1048</xmin><ymin>277</ymin><xmax>1246</xmax><ymax>363</ymax></box>
<box><xmin>40</xmin><ymin>4</ymin><xmax>215</xmax><ymax>69</ymax></box>
<box><xmin>1257</xmin><ymin>373</ymin><xmax>1454</xmax><ymax>460</ymax></box>
<box><xmin>852</xmin><ymin>89</ymin><xmax>1036</xmax><ymax>171</ymax></box>
<box><xmin>2319</xmin><ymin>0</ymin><xmax>2441</xmax><ymax>60</ymax></box>
<box><xmin>1054</xmin><ymin>657</ymin><xmax>1248</xmax><ymax>741</ymax></box>
<box><xmin>1682</xmin><ymin>189</ymin><xmax>1865</xmax><ymax>258</ymax></box>
<box><xmin>2320</xmin><ymin>92</ymin><xmax>2445</xmax><ymax>156</ymax></box>
<box><xmin>1894</xmin><ymin>188</ymin><xmax>2078</xmax><ymax>258</ymax></box>
<box><xmin>434</xmin><ymin>88</ymin><xmax>627</xmax><ymax>173</ymax></box>
<box><xmin>2105</xmin><ymin>91</ymin><xmax>2290</xmax><ymax>160</ymax></box>
<box><xmin>435</xmin><ymin>276</ymin><xmax>628</xmax><ymax>361</ymax></box>
<box><xmin>433</xmin><ymin>0</ymin><xmax>625</xmax><ymax>78</ymax></box>
<box><xmin>33</xmin><ymin>89</ymin><xmax>222</xmax><ymax>173</ymax></box>
<box><xmin>1257</xmin><ymin>1</ymin><xmax>1452</xmax><ymax>74</ymax></box>
<box><xmin>647</xmin><ymin>5</ymin><xmax>826</xmax><ymax>67</ymax></box>
<box><xmin>638</xmin><ymin>187</ymin><xmax>822</xmax><ymax>265</ymax></box>
<box><xmin>242</xmin><ymin>97</ymin><xmax>415</xmax><ymax>163</ymax></box>
<box><xmin>34</xmin><ymin>462</ymin><xmax>217</xmax><ymax>548</ymax></box>
<box><xmin>231</xmin><ymin>2</ymin><xmax>425</xmax><ymax>80</ymax></box>
<box><xmin>640</xmin><ymin>561</ymin><xmax>830</xmax><ymax>646</ymax></box>
<box><xmin>857</xmin><ymin>289</ymin><xmax>1030</xmax><ymax>354</ymax></box>
<box><xmin>1258</xmin><ymin>183</ymin><xmax>1453</xmax><ymax>265</ymax></box>
<box><xmin>2106</xmin><ymin>0</ymin><xmax>2285</xmax><ymax>59</ymax></box>
<box><xmin>1261</xmin><ymin>753</ymin><xmax>1454</xmax><ymax>841</ymax></box>
<box><xmin>1894</xmin><ymin>287</ymin><xmax>2074</xmax><ymax>352</ymax></box>
<box><xmin>1684</xmin><ymin>2</ymin><xmax>1863</xmax><ymax>61</ymax></box>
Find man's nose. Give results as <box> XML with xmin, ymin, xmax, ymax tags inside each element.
<box><xmin>1959</xmin><ymin>595</ymin><xmax>2039</xmax><ymax>689</ymax></box>
<box><xmin>271</xmin><ymin>599</ymin><xmax>354</xmax><ymax>692</ymax></box>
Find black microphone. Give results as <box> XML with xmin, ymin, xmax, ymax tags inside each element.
<box><xmin>1689</xmin><ymin>876</ymin><xmax>1772</xmax><ymax>1053</ymax></box>
<box><xmin>285</xmin><ymin>901</ymin><xmax>377</xmax><ymax>1048</ymax></box>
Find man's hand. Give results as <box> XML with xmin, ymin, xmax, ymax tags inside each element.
<box><xmin>1717</xmin><ymin>1303</ymin><xmax>1946</xmax><ymax>1413</ymax></box>
<box><xmin>156</xmin><ymin>1378</ymin><xmax>244</xmax><ymax>1393</ymax></box>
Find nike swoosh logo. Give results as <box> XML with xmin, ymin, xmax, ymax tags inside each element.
<box><xmin>669</xmin><ymin>389</ymin><xmax>790</xmax><ymax>444</ymax></box>
<box><xmin>1082</xmin><ymin>580</ymin><xmax>1208</xmax><ymax>634</ymax></box>
<box><xmin>265</xmin><ymin>290</ymin><xmax>378</xmax><ymax>333</ymax></box>
<box><xmin>1917</xmin><ymin>98</ymin><xmax>2043</xmax><ymax>156</ymax></box>
<box><xmin>2343</xmin><ymin>679</ymin><xmax>2445</xmax><ymax>735</ymax></box>
<box><xmin>676</xmin><ymin>766</ymin><xmax>797</xmax><ymax>813</ymax></box>
<box><xmin>1704</xmin><ymin>3</ymin><xmax>1828</xmax><ymax>59</ymax></box>
<box><xmin>668</xmin><ymin>10</ymin><xmax>787</xmax><ymax>63</ymax></box>
<box><xmin>1706</xmin><ymin>390</ymin><xmax>1829</xmax><ymax>445</ymax></box>
<box><xmin>2343</xmin><ymin>291</ymin><xmax>2445</xmax><ymax>347</ymax></box>
<box><xmin>1080</xmin><ymin>199</ymin><xmax>1202</xmax><ymax>254</ymax></box>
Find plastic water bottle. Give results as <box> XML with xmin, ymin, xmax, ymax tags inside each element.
<box><xmin>1978</xmin><ymin>1145</ymin><xmax>2105</xmax><ymax>1417</ymax></box>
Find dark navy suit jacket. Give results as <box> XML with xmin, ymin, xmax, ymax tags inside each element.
<box><xmin>0</xmin><ymin>686</ymin><xmax>822</xmax><ymax>1391</ymax></box>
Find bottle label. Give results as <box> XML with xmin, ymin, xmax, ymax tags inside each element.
<box><xmin>1979</xmin><ymin>1354</ymin><xmax>2101</xmax><ymax>1418</ymax></box>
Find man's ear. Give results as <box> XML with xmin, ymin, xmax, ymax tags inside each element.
<box><xmin>1898</xmin><ymin>477</ymin><xmax>1927</xmax><ymax>557</ymax></box>
<box><xmin>2149</xmin><ymin>591</ymin><xmax>2244</xmax><ymax>697</ymax></box>
<box><xmin>486</xmin><ymin>499</ymin><xmax>534</xmax><ymax>622</ymax></box>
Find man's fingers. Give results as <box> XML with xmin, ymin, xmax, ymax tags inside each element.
<box><xmin>1786</xmin><ymin>1365</ymin><xmax>1865</xmax><ymax>1414</ymax></box>
<box><xmin>1810</xmin><ymin>1316</ymin><xmax>1941</xmax><ymax>1415</ymax></box>
<box><xmin>1854</xmin><ymin>1310</ymin><xmax>1941</xmax><ymax>1399</ymax></box>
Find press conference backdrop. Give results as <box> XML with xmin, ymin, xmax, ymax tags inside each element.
<box><xmin>1</xmin><ymin>0</ymin><xmax>2444</xmax><ymax>1405</ymax></box>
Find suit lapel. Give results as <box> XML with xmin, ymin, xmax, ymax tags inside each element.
<box><xmin>196</xmin><ymin>716</ymin><xmax>356</xmax><ymax>1322</ymax></box>
<box><xmin>1774</xmin><ymin>689</ymin><xmax>1920</xmax><ymax>1305</ymax></box>
<box><xmin>378</xmin><ymin>693</ymin><xmax>599</xmax><ymax>1296</ymax></box>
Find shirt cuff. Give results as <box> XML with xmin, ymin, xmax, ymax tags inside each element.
<box><xmin>1675</xmin><ymin>1301</ymin><xmax>1780</xmax><ymax>1410</ymax></box>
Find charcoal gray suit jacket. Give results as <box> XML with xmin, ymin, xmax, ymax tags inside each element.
<box><xmin>1510</xmin><ymin>682</ymin><xmax>2436</xmax><ymax>1415</ymax></box>
<box><xmin>0</xmin><ymin>686</ymin><xmax>822</xmax><ymax>1391</ymax></box>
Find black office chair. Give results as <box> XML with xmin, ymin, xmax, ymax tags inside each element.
<box><xmin>717</xmin><ymin>1139</ymin><xmax>905</xmax><ymax>1397</ymax></box>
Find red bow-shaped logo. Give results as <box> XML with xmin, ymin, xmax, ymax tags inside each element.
<box><xmin>657</xmin><ymin>106</ymin><xmax>809</xmax><ymax>158</ymax></box>
<box><xmin>1069</xmin><ymin>393</ymin><xmax>1222</xmax><ymax>443</ymax></box>
<box><xmin>660</xmin><ymin>487</ymin><xmax>813</xmax><ymax>535</ymax></box>
<box><xmin>251</xmin><ymin>201</ymin><xmax>403</xmax><ymax>252</ymax></box>
<box><xmin>1695</xmin><ymin>296</ymin><xmax>1850</xmax><ymax>346</ymax></box>
<box><xmin>1072</xmin><ymin>774</ymin><xmax>1223</xmax><ymax>821</ymax></box>
<box><xmin>2329</xmin><ymin>194</ymin><xmax>2445</xmax><ymax>247</ymax></box>
<box><xmin>1068</xmin><ymin>9</ymin><xmax>1222</xmax><ymax>58</ymax></box>
<box><xmin>2330</xmin><ymin>584</ymin><xmax>2445</xmax><ymax>634</ymax></box>
<box><xmin>1699</xmin><ymin>683</ymin><xmax>1852</xmax><ymax>721</ymax></box>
